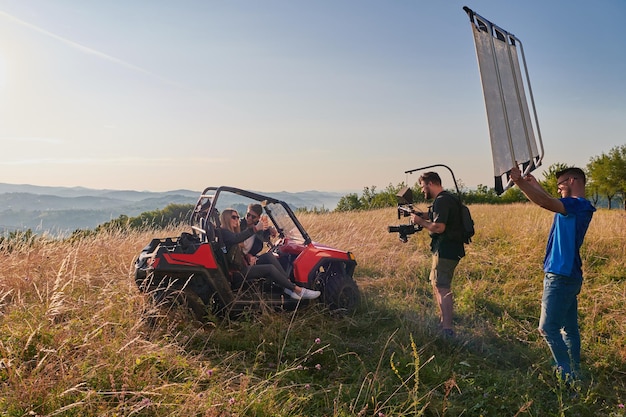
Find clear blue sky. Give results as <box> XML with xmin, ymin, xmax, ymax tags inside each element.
<box><xmin>1</xmin><ymin>1</ymin><xmax>624</xmax><ymax>193</ymax></box>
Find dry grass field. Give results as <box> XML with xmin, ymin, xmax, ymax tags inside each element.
<box><xmin>1</xmin><ymin>204</ymin><xmax>625</xmax><ymax>416</ymax></box>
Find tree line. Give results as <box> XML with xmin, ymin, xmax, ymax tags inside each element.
<box><xmin>335</xmin><ymin>145</ymin><xmax>626</xmax><ymax>211</ymax></box>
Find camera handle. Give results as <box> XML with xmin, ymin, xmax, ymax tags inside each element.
<box><xmin>404</xmin><ymin>163</ymin><xmax>461</xmax><ymax>199</ymax></box>
<box><xmin>398</xmin><ymin>206</ymin><xmax>423</xmax><ymax>216</ymax></box>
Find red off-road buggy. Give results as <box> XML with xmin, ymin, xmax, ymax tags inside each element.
<box><xmin>134</xmin><ymin>186</ymin><xmax>360</xmax><ymax>319</ymax></box>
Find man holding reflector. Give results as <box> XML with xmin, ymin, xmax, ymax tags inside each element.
<box><xmin>510</xmin><ymin>164</ymin><xmax>595</xmax><ymax>382</ymax></box>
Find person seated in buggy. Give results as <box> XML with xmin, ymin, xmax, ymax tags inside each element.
<box><xmin>219</xmin><ymin>208</ymin><xmax>320</xmax><ymax>300</ymax></box>
<box><xmin>240</xmin><ymin>203</ymin><xmax>278</xmax><ymax>264</ymax></box>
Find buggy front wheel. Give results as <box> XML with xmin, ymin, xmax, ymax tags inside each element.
<box><xmin>313</xmin><ymin>264</ymin><xmax>360</xmax><ymax>313</ymax></box>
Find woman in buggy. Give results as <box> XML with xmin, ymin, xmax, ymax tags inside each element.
<box><xmin>219</xmin><ymin>208</ymin><xmax>320</xmax><ymax>300</ymax></box>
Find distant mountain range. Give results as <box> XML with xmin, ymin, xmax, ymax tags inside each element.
<box><xmin>0</xmin><ymin>183</ymin><xmax>346</xmax><ymax>236</ymax></box>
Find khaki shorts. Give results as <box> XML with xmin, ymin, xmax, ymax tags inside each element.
<box><xmin>429</xmin><ymin>254</ymin><xmax>459</xmax><ymax>289</ymax></box>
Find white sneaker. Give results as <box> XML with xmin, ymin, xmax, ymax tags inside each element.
<box><xmin>284</xmin><ymin>288</ymin><xmax>321</xmax><ymax>300</ymax></box>
<box><xmin>284</xmin><ymin>288</ymin><xmax>301</xmax><ymax>300</ymax></box>
<box><xmin>299</xmin><ymin>288</ymin><xmax>321</xmax><ymax>300</ymax></box>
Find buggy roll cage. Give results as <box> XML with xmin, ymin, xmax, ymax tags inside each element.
<box><xmin>189</xmin><ymin>186</ymin><xmax>313</xmax><ymax>246</ymax></box>
<box><xmin>463</xmin><ymin>6</ymin><xmax>544</xmax><ymax>194</ymax></box>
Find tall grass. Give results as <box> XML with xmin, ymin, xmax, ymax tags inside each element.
<box><xmin>1</xmin><ymin>205</ymin><xmax>625</xmax><ymax>416</ymax></box>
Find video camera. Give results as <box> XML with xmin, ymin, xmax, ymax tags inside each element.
<box><xmin>387</xmin><ymin>186</ymin><xmax>423</xmax><ymax>243</ymax></box>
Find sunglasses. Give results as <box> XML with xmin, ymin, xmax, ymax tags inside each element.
<box><xmin>557</xmin><ymin>177</ymin><xmax>577</xmax><ymax>187</ymax></box>
<box><xmin>246</xmin><ymin>213</ymin><xmax>258</xmax><ymax>220</ymax></box>
<box><xmin>231</xmin><ymin>214</ymin><xmax>240</xmax><ymax>220</ymax></box>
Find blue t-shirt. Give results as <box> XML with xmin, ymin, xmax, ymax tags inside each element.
<box><xmin>543</xmin><ymin>197</ymin><xmax>595</xmax><ymax>279</ymax></box>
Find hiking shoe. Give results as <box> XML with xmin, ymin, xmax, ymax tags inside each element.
<box><xmin>442</xmin><ymin>328</ymin><xmax>455</xmax><ymax>338</ymax></box>
<box><xmin>299</xmin><ymin>288</ymin><xmax>321</xmax><ymax>300</ymax></box>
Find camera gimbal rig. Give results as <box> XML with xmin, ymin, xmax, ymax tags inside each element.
<box><xmin>387</xmin><ymin>164</ymin><xmax>461</xmax><ymax>243</ymax></box>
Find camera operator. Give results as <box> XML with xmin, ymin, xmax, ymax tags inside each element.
<box><xmin>411</xmin><ymin>172</ymin><xmax>465</xmax><ymax>338</ymax></box>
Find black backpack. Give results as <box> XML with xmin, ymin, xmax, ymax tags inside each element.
<box><xmin>443</xmin><ymin>192</ymin><xmax>475</xmax><ymax>244</ymax></box>
<box><xmin>458</xmin><ymin>201</ymin><xmax>475</xmax><ymax>244</ymax></box>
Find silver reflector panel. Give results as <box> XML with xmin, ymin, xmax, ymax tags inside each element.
<box><xmin>464</xmin><ymin>7</ymin><xmax>544</xmax><ymax>194</ymax></box>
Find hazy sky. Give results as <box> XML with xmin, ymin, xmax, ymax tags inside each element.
<box><xmin>1</xmin><ymin>1</ymin><xmax>624</xmax><ymax>193</ymax></box>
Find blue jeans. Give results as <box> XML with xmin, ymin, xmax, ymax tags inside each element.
<box><xmin>538</xmin><ymin>273</ymin><xmax>583</xmax><ymax>379</ymax></box>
